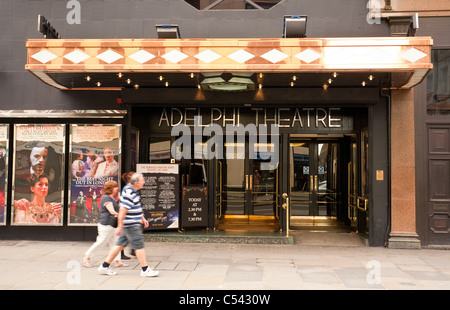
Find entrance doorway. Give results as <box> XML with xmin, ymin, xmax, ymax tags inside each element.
<box><xmin>289</xmin><ymin>140</ymin><xmax>339</xmax><ymax>217</ymax></box>
<box><xmin>215</xmin><ymin>135</ymin><xmax>280</xmax><ymax>231</ymax></box>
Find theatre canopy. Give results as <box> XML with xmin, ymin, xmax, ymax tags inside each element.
<box><xmin>25</xmin><ymin>37</ymin><xmax>432</xmax><ymax>91</ymax></box>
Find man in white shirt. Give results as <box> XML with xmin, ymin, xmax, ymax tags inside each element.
<box><xmin>94</xmin><ymin>147</ymin><xmax>118</xmax><ymax>178</ymax></box>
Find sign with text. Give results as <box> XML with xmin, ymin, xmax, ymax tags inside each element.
<box><xmin>137</xmin><ymin>164</ymin><xmax>179</xmax><ymax>230</ymax></box>
<box><xmin>181</xmin><ymin>186</ymin><xmax>208</xmax><ymax>228</ymax></box>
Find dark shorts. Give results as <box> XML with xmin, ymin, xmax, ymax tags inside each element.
<box><xmin>116</xmin><ymin>225</ymin><xmax>145</xmax><ymax>250</ymax></box>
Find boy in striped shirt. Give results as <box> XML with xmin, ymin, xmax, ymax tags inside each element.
<box><xmin>98</xmin><ymin>173</ymin><xmax>159</xmax><ymax>277</ymax></box>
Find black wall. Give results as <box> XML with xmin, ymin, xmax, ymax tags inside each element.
<box><xmin>0</xmin><ymin>0</ymin><xmax>389</xmax><ymax>112</ymax></box>
<box><xmin>0</xmin><ymin>0</ymin><xmax>390</xmax><ymax>241</ymax></box>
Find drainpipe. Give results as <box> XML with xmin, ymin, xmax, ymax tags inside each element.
<box><xmin>381</xmin><ymin>77</ymin><xmax>391</xmax><ymax>248</ymax></box>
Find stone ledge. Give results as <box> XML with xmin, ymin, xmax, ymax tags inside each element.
<box><xmin>143</xmin><ymin>231</ymin><xmax>294</xmax><ymax>245</ymax></box>
<box><xmin>388</xmin><ymin>233</ymin><xmax>421</xmax><ymax>249</ymax></box>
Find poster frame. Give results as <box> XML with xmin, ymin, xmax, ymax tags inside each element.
<box><xmin>11</xmin><ymin>124</ymin><xmax>66</xmax><ymax>226</ymax></box>
<box><xmin>67</xmin><ymin>124</ymin><xmax>122</xmax><ymax>226</ymax></box>
<box><xmin>0</xmin><ymin>124</ymin><xmax>9</xmax><ymax>226</ymax></box>
<box><xmin>137</xmin><ymin>163</ymin><xmax>180</xmax><ymax>231</ymax></box>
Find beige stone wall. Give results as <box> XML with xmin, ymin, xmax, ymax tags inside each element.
<box><xmin>376</xmin><ymin>0</ymin><xmax>450</xmax><ymax>17</ymax></box>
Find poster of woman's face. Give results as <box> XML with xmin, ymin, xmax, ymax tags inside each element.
<box><xmin>11</xmin><ymin>125</ymin><xmax>65</xmax><ymax>225</ymax></box>
<box><xmin>0</xmin><ymin>125</ymin><xmax>8</xmax><ymax>226</ymax></box>
<box><xmin>68</xmin><ymin>124</ymin><xmax>121</xmax><ymax>226</ymax></box>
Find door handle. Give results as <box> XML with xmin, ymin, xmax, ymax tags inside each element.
<box><xmin>310</xmin><ymin>175</ymin><xmax>313</xmax><ymax>192</ymax></box>
<box><xmin>245</xmin><ymin>175</ymin><xmax>248</xmax><ymax>191</ymax></box>
<box><xmin>314</xmin><ymin>175</ymin><xmax>318</xmax><ymax>192</ymax></box>
<box><xmin>282</xmin><ymin>192</ymin><xmax>290</xmax><ymax>237</ymax></box>
<box><xmin>249</xmin><ymin>175</ymin><xmax>253</xmax><ymax>191</ymax></box>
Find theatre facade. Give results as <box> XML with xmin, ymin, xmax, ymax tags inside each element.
<box><xmin>0</xmin><ymin>0</ymin><xmax>448</xmax><ymax>248</ymax></box>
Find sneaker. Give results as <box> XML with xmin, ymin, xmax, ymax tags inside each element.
<box><xmin>98</xmin><ymin>264</ymin><xmax>117</xmax><ymax>276</ymax></box>
<box><xmin>140</xmin><ymin>268</ymin><xmax>159</xmax><ymax>277</ymax></box>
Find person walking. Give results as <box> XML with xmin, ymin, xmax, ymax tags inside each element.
<box><xmin>98</xmin><ymin>173</ymin><xmax>159</xmax><ymax>277</ymax></box>
<box><xmin>83</xmin><ymin>181</ymin><xmax>127</xmax><ymax>268</ymax></box>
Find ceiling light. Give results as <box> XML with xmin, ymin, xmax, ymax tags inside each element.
<box><xmin>165</xmin><ymin>81</ymin><xmax>169</xmax><ymax>87</ymax></box>
<box><xmin>117</xmin><ymin>72</ymin><xmax>122</xmax><ymax>78</ymax></box>
<box><xmin>96</xmin><ymin>82</ymin><xmax>101</xmax><ymax>87</ymax></box>
<box><xmin>328</xmin><ymin>78</ymin><xmax>332</xmax><ymax>84</ymax></box>
<box><xmin>86</xmin><ymin>76</ymin><xmax>91</xmax><ymax>81</ymax></box>
<box><xmin>126</xmin><ymin>79</ymin><xmax>131</xmax><ymax>84</ymax></box>
<box><xmin>134</xmin><ymin>84</ymin><xmax>139</xmax><ymax>89</ymax></box>
<box><xmin>292</xmin><ymin>75</ymin><xmax>297</xmax><ymax>81</ymax></box>
<box><xmin>362</xmin><ymin>81</ymin><xmax>366</xmax><ymax>86</ymax></box>
<box><xmin>190</xmin><ymin>73</ymin><xmax>194</xmax><ymax>78</ymax></box>
<box><xmin>259</xmin><ymin>73</ymin><xmax>263</xmax><ymax>79</ymax></box>
<box><xmin>369</xmin><ymin>75</ymin><xmax>374</xmax><ymax>80</ymax></box>
<box><xmin>200</xmin><ymin>73</ymin><xmax>255</xmax><ymax>92</ymax></box>
<box><xmin>323</xmin><ymin>84</ymin><xmax>328</xmax><ymax>90</ymax></box>
<box><xmin>333</xmin><ymin>72</ymin><xmax>337</xmax><ymax>78</ymax></box>
<box><xmin>258</xmin><ymin>84</ymin><xmax>262</xmax><ymax>89</ymax></box>
<box><xmin>290</xmin><ymin>81</ymin><xmax>294</xmax><ymax>87</ymax></box>
<box><xmin>159</xmin><ymin>75</ymin><xmax>164</xmax><ymax>81</ymax></box>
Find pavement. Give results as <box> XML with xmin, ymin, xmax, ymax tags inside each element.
<box><xmin>1</xmin><ymin>231</ymin><xmax>450</xmax><ymax>291</ymax></box>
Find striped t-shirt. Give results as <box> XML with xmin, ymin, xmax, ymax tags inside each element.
<box><xmin>120</xmin><ymin>184</ymin><xmax>143</xmax><ymax>227</ymax></box>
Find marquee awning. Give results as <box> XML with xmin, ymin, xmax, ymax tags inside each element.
<box><xmin>25</xmin><ymin>36</ymin><xmax>433</xmax><ymax>90</ymax></box>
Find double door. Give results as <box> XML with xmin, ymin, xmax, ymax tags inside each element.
<box><xmin>290</xmin><ymin>140</ymin><xmax>339</xmax><ymax>217</ymax></box>
<box><xmin>216</xmin><ymin>136</ymin><xmax>279</xmax><ymax>218</ymax></box>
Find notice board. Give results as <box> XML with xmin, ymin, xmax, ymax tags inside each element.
<box><xmin>137</xmin><ymin>164</ymin><xmax>179</xmax><ymax>230</ymax></box>
<box><xmin>181</xmin><ymin>186</ymin><xmax>208</xmax><ymax>228</ymax></box>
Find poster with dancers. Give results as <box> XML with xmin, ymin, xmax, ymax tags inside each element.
<box><xmin>11</xmin><ymin>124</ymin><xmax>65</xmax><ymax>225</ymax></box>
<box><xmin>68</xmin><ymin>124</ymin><xmax>121</xmax><ymax>225</ymax></box>
<box><xmin>0</xmin><ymin>125</ymin><xmax>8</xmax><ymax>226</ymax></box>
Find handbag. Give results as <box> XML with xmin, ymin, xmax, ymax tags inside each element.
<box><xmin>109</xmin><ymin>215</ymin><xmax>118</xmax><ymax>228</ymax></box>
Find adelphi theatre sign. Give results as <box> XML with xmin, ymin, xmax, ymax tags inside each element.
<box><xmin>157</xmin><ymin>107</ymin><xmax>350</xmax><ymax>170</ymax></box>
<box><xmin>159</xmin><ymin>107</ymin><xmax>343</xmax><ymax>129</ymax></box>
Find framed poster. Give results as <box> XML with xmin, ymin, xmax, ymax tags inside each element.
<box><xmin>11</xmin><ymin>124</ymin><xmax>65</xmax><ymax>226</ymax></box>
<box><xmin>137</xmin><ymin>164</ymin><xmax>179</xmax><ymax>230</ymax></box>
<box><xmin>0</xmin><ymin>125</ymin><xmax>8</xmax><ymax>226</ymax></box>
<box><xmin>68</xmin><ymin>124</ymin><xmax>121</xmax><ymax>225</ymax></box>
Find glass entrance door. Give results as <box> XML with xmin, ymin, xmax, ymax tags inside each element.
<box><xmin>217</xmin><ymin>136</ymin><xmax>279</xmax><ymax>218</ymax></box>
<box><xmin>290</xmin><ymin>140</ymin><xmax>339</xmax><ymax>217</ymax></box>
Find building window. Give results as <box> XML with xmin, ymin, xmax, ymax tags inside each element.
<box><xmin>185</xmin><ymin>0</ymin><xmax>282</xmax><ymax>10</ymax></box>
<box><xmin>427</xmin><ymin>50</ymin><xmax>450</xmax><ymax>116</ymax></box>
